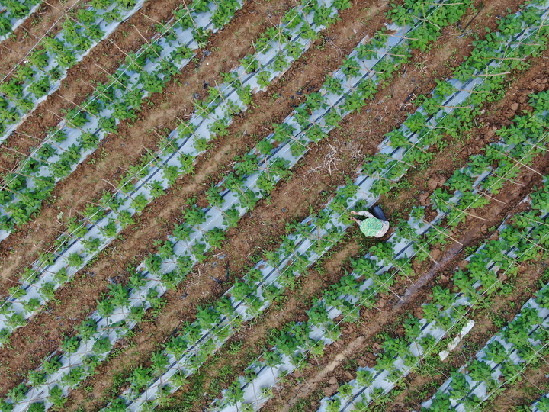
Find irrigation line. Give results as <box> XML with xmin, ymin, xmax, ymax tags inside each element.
<box><xmin>2</xmin><ymin>0</ymin><xmax>401</xmax><ymax>314</ymax></box>
<box><xmin>336</xmin><ymin>137</ymin><xmax>548</xmax><ymax>411</ymax></box>
<box><xmin>0</xmin><ymin>0</ymin><xmax>149</xmax><ymax>142</ymax></box>
<box><xmin>0</xmin><ymin>0</ymin><xmax>87</xmax><ymax>83</ymax></box>
<box><xmin>335</xmin><ymin>213</ymin><xmax>549</xmax><ymax>411</ymax></box>
<box><xmin>454</xmin><ymin>322</ymin><xmax>549</xmax><ymax>410</ymax></box>
<box><xmin>0</xmin><ymin>0</ymin><xmax>228</xmax><ymax>188</ymax></box>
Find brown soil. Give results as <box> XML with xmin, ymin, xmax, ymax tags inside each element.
<box><xmin>59</xmin><ymin>2</ymin><xmax>411</xmax><ymax>409</ymax></box>
<box><xmin>0</xmin><ymin>0</ymin><xmax>83</xmax><ymax>77</ymax></box>
<box><xmin>0</xmin><ymin>0</ymin><xmax>393</xmax><ymax>400</ymax></box>
<box><xmin>261</xmin><ymin>50</ymin><xmax>549</xmax><ymax>410</ymax></box>
<box><xmin>0</xmin><ymin>0</ymin><xmax>193</xmax><ymax>176</ymax></box>
<box><xmin>484</xmin><ymin>354</ymin><xmax>549</xmax><ymax>411</ymax></box>
<box><xmin>54</xmin><ymin>0</ymin><xmax>521</xmax><ymax>407</ymax></box>
<box><xmin>0</xmin><ymin>0</ymin><xmax>295</xmax><ymax>286</ymax></box>
<box><xmin>267</xmin><ymin>149</ymin><xmax>549</xmax><ymax>412</ymax></box>
<box><xmin>388</xmin><ymin>260</ymin><xmax>548</xmax><ymax>411</ymax></box>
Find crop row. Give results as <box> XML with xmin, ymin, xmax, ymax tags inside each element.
<box><xmin>317</xmin><ymin>138</ymin><xmax>549</xmax><ymax>411</ymax></box>
<box><xmin>531</xmin><ymin>394</ymin><xmax>549</xmax><ymax>411</ymax></box>
<box><xmin>1</xmin><ymin>0</ymin><xmax>544</xmax><ymax>406</ymax></box>
<box><xmin>423</xmin><ymin>278</ymin><xmax>549</xmax><ymax>411</ymax></box>
<box><xmin>0</xmin><ymin>0</ymin><xmax>247</xmax><ymax>238</ymax></box>
<box><xmin>0</xmin><ymin>0</ymin><xmax>350</xmax><ymax>355</ymax></box>
<box><xmin>94</xmin><ymin>2</ymin><xmax>549</xmax><ymax>407</ymax></box>
<box><xmin>25</xmin><ymin>0</ymin><xmax>476</xmax><ymax>408</ymax></box>
<box><xmin>0</xmin><ymin>0</ymin><xmax>147</xmax><ymax>141</ymax></box>
<box><xmin>211</xmin><ymin>91</ymin><xmax>549</xmax><ymax>411</ymax></box>
<box><xmin>0</xmin><ymin>0</ymin><xmax>356</xmax><ymax>409</ymax></box>
<box><xmin>92</xmin><ymin>2</ymin><xmax>549</xmax><ymax>408</ymax></box>
<box><xmin>0</xmin><ymin>0</ymin><xmax>41</xmax><ymax>40</ymax></box>
<box><xmin>0</xmin><ymin>0</ymin><xmax>442</xmax><ymax>407</ymax></box>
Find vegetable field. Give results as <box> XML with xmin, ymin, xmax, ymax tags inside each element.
<box><xmin>0</xmin><ymin>0</ymin><xmax>547</xmax><ymax>411</ymax></box>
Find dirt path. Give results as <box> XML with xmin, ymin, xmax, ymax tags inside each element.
<box><xmin>0</xmin><ymin>0</ymin><xmax>84</xmax><ymax>77</ymax></box>
<box><xmin>0</xmin><ymin>0</ymin><xmax>190</xmax><ymax>176</ymax></box>
<box><xmin>268</xmin><ymin>150</ymin><xmax>549</xmax><ymax>411</ymax></box>
<box><xmin>387</xmin><ymin>261</ymin><xmax>548</xmax><ymax>411</ymax></box>
<box><xmin>0</xmin><ymin>0</ymin><xmax>394</xmax><ymax>400</ymax></box>
<box><xmin>262</xmin><ymin>52</ymin><xmax>549</xmax><ymax>409</ymax></box>
<box><xmin>0</xmin><ymin>0</ymin><xmax>295</xmax><ymax>286</ymax></box>
<box><xmin>55</xmin><ymin>2</ymin><xmax>521</xmax><ymax>407</ymax></box>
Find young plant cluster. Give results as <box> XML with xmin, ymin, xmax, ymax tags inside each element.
<box><xmin>0</xmin><ymin>0</ymin><xmax>143</xmax><ymax>139</ymax></box>
<box><xmin>0</xmin><ymin>0</ymin><xmax>41</xmax><ymax>39</ymax></box>
<box><xmin>0</xmin><ymin>0</ymin><xmax>245</xmax><ymax>235</ymax></box>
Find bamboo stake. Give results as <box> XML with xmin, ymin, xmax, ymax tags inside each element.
<box><xmin>478</xmin><ymin>190</ymin><xmax>506</xmax><ymax>205</ymax></box>
<box><xmin>492</xmin><ymin>147</ymin><xmax>545</xmax><ymax>177</ymax></box>
<box><xmin>480</xmin><ymin>56</ymin><xmax>526</xmax><ymax>61</ymax></box>
<box><xmin>473</xmin><ymin>71</ymin><xmax>511</xmax><ymax>77</ymax></box>
<box><xmin>449</xmin><ymin>205</ymin><xmax>487</xmax><ymax>222</ymax></box>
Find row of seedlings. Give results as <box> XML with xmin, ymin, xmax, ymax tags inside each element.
<box><xmin>423</xmin><ymin>279</ymin><xmax>549</xmax><ymax>411</ymax></box>
<box><xmin>321</xmin><ymin>197</ymin><xmax>548</xmax><ymax>412</ymax></box>
<box><xmin>3</xmin><ymin>0</ymin><xmax>544</xmax><ymax>406</ymax></box>
<box><xmin>215</xmin><ymin>189</ymin><xmax>548</xmax><ymax>411</ymax></box>
<box><xmin>16</xmin><ymin>0</ymin><xmax>480</xmax><ymax>408</ymax></box>
<box><xmin>531</xmin><ymin>394</ymin><xmax>549</xmax><ymax>411</ymax></box>
<box><xmin>101</xmin><ymin>1</ymin><xmax>549</xmax><ymax>408</ymax></box>
<box><xmin>210</xmin><ymin>92</ymin><xmax>549</xmax><ymax>411</ymax></box>
<box><xmin>0</xmin><ymin>0</ymin><xmax>471</xmax><ymax>350</ymax></box>
<box><xmin>0</xmin><ymin>0</ymin><xmax>245</xmax><ymax>239</ymax></box>
<box><xmin>0</xmin><ymin>0</ymin><xmax>42</xmax><ymax>41</ymax></box>
<box><xmin>91</xmin><ymin>4</ymin><xmax>538</xmax><ymax>409</ymax></box>
<box><xmin>316</xmin><ymin>108</ymin><xmax>549</xmax><ymax>411</ymax></box>
<box><xmin>0</xmin><ymin>0</ymin><xmax>147</xmax><ymax>141</ymax></box>
<box><xmin>0</xmin><ymin>0</ymin><xmax>349</xmax><ymax>350</ymax></box>
<box><xmin>0</xmin><ymin>1</ymin><xmax>355</xmax><ymax>409</ymax></box>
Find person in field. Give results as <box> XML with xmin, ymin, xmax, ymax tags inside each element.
<box><xmin>350</xmin><ymin>205</ymin><xmax>390</xmax><ymax>237</ymax></box>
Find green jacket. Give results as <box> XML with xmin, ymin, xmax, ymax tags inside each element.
<box><xmin>359</xmin><ymin>217</ymin><xmax>385</xmax><ymax>237</ymax></box>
